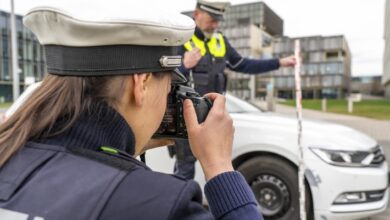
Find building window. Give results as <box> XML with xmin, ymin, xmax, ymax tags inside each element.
<box><xmin>322</xmin><ymin>88</ymin><xmax>337</xmax><ymax>98</ymax></box>
<box><xmin>309</xmin><ymin>39</ymin><xmax>319</xmax><ymax>50</ymax></box>
<box><xmin>16</xmin><ymin>18</ymin><xmax>23</xmax><ymax>32</ymax></box>
<box><xmin>286</xmin><ymin>76</ymin><xmax>294</xmax><ymax>88</ymax></box>
<box><xmin>306</xmin><ymin>64</ymin><xmax>318</xmax><ymax>75</ymax></box>
<box><xmin>0</xmin><ymin>14</ymin><xmax>8</xmax><ymax>30</ymax></box>
<box><xmin>2</xmin><ymin>37</ymin><xmax>9</xmax><ymax>58</ymax></box>
<box><xmin>282</xmin><ymin>67</ymin><xmax>291</xmax><ymax>76</ymax></box>
<box><xmin>334</xmin><ymin>75</ymin><xmax>343</xmax><ymax>86</ymax></box>
<box><xmin>322</xmin><ymin>75</ymin><xmax>333</xmax><ymax>87</ymax></box>
<box><xmin>278</xmin><ymin>77</ymin><xmax>288</xmax><ymax>88</ymax></box>
<box><xmin>311</xmin><ymin>76</ymin><xmax>320</xmax><ymax>87</ymax></box>
<box><xmin>18</xmin><ymin>39</ymin><xmax>23</xmax><ymax>60</ymax></box>
<box><xmin>33</xmin><ymin>64</ymin><xmax>38</xmax><ymax>77</ymax></box>
<box><xmin>323</xmin><ymin>37</ymin><xmax>342</xmax><ymax>50</ymax></box>
<box><xmin>33</xmin><ymin>43</ymin><xmax>38</xmax><ymax>61</ymax></box>
<box><xmin>238</xmin><ymin>18</ymin><xmax>250</xmax><ymax>26</ymax></box>
<box><xmin>309</xmin><ymin>52</ymin><xmax>323</xmax><ymax>62</ymax></box>
<box><xmin>304</xmin><ymin>76</ymin><xmax>312</xmax><ymax>88</ymax></box>
<box><xmin>325</xmin><ymin>62</ymin><xmax>340</xmax><ymax>74</ymax></box>
<box><xmin>326</xmin><ymin>51</ymin><xmax>339</xmax><ymax>61</ymax></box>
<box><xmin>2</xmin><ymin>59</ymin><xmax>10</xmax><ymax>80</ymax></box>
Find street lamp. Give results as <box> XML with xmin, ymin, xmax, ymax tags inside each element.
<box><xmin>10</xmin><ymin>0</ymin><xmax>19</xmax><ymax>101</ymax></box>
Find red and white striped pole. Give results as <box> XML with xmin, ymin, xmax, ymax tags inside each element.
<box><xmin>294</xmin><ymin>40</ymin><xmax>306</xmax><ymax>220</ymax></box>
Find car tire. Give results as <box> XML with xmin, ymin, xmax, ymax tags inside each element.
<box><xmin>237</xmin><ymin>156</ymin><xmax>313</xmax><ymax>220</ymax></box>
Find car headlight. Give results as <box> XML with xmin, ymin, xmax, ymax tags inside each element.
<box><xmin>310</xmin><ymin>147</ymin><xmax>375</xmax><ymax>167</ymax></box>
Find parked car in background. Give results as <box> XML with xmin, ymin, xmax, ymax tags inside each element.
<box><xmin>7</xmin><ymin>82</ymin><xmax>389</xmax><ymax>220</ymax></box>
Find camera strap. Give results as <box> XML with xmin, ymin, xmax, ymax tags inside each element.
<box><xmin>140</xmin><ymin>153</ymin><xmax>146</xmax><ymax>163</ymax></box>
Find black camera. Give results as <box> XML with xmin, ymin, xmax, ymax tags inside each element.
<box><xmin>153</xmin><ymin>84</ymin><xmax>212</xmax><ymax>139</ymax></box>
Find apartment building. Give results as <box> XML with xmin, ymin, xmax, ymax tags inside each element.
<box><xmin>258</xmin><ymin>35</ymin><xmax>352</xmax><ymax>99</ymax></box>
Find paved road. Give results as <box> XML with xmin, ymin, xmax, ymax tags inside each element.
<box><xmin>255</xmin><ymin>102</ymin><xmax>390</xmax><ymax>220</ymax></box>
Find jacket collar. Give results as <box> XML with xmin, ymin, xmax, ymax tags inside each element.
<box><xmin>194</xmin><ymin>26</ymin><xmax>207</xmax><ymax>41</ymax></box>
<box><xmin>35</xmin><ymin>101</ymin><xmax>136</xmax><ymax>156</ymax></box>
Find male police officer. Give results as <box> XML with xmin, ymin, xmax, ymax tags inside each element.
<box><xmin>173</xmin><ymin>0</ymin><xmax>297</xmax><ymax>180</ymax></box>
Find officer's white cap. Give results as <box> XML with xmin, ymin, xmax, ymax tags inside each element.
<box><xmin>23</xmin><ymin>3</ymin><xmax>195</xmax><ymax>81</ymax></box>
<box><xmin>197</xmin><ymin>0</ymin><xmax>231</xmax><ymax>20</ymax></box>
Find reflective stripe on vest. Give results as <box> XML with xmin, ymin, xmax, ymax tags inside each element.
<box><xmin>184</xmin><ymin>33</ymin><xmax>226</xmax><ymax>57</ymax></box>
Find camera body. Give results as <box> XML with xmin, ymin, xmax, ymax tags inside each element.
<box><xmin>154</xmin><ymin>84</ymin><xmax>212</xmax><ymax>139</ymax></box>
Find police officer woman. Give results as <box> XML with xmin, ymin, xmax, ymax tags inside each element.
<box><xmin>0</xmin><ymin>3</ymin><xmax>262</xmax><ymax>220</ymax></box>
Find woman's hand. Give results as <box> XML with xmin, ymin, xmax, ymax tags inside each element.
<box><xmin>183</xmin><ymin>93</ymin><xmax>234</xmax><ymax>181</ymax></box>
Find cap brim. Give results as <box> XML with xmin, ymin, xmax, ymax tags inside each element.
<box><xmin>172</xmin><ymin>69</ymin><xmax>188</xmax><ymax>84</ymax></box>
<box><xmin>207</xmin><ymin>12</ymin><xmax>224</xmax><ymax>21</ymax></box>
<box><xmin>198</xmin><ymin>4</ymin><xmax>225</xmax><ymax>21</ymax></box>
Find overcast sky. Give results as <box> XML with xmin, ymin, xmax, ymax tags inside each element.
<box><xmin>0</xmin><ymin>0</ymin><xmax>386</xmax><ymax>77</ymax></box>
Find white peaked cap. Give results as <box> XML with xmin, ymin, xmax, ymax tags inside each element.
<box><xmin>23</xmin><ymin>4</ymin><xmax>195</xmax><ymax>47</ymax></box>
<box><xmin>198</xmin><ymin>0</ymin><xmax>231</xmax><ymax>10</ymax></box>
<box><xmin>22</xmin><ymin>3</ymin><xmax>195</xmax><ymax>79</ymax></box>
<box><xmin>197</xmin><ymin>0</ymin><xmax>231</xmax><ymax>20</ymax></box>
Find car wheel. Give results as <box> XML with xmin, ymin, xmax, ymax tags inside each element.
<box><xmin>237</xmin><ymin>156</ymin><xmax>312</xmax><ymax>220</ymax></box>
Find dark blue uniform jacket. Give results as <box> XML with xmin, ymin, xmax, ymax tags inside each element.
<box><xmin>0</xmin><ymin>102</ymin><xmax>262</xmax><ymax>220</ymax></box>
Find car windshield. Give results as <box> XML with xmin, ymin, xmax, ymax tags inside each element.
<box><xmin>225</xmin><ymin>93</ymin><xmax>263</xmax><ymax>113</ymax></box>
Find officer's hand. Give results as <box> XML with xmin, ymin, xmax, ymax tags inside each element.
<box><xmin>183</xmin><ymin>48</ymin><xmax>202</xmax><ymax>69</ymax></box>
<box><xmin>279</xmin><ymin>55</ymin><xmax>297</xmax><ymax>67</ymax></box>
<box><xmin>183</xmin><ymin>93</ymin><xmax>234</xmax><ymax>181</ymax></box>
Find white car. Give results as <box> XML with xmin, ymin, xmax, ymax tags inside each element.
<box><xmin>7</xmin><ymin>83</ymin><xmax>389</xmax><ymax>220</ymax></box>
<box><xmin>147</xmin><ymin>94</ymin><xmax>389</xmax><ymax>220</ymax></box>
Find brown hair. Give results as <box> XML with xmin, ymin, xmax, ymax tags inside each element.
<box><xmin>0</xmin><ymin>74</ymin><xmax>128</xmax><ymax>167</ymax></box>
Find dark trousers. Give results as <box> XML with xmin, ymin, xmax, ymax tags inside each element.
<box><xmin>173</xmin><ymin>139</ymin><xmax>196</xmax><ymax>180</ymax></box>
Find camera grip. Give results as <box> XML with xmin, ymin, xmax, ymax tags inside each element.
<box><xmin>192</xmin><ymin>97</ymin><xmax>212</xmax><ymax>123</ymax></box>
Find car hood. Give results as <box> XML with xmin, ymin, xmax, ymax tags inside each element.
<box><xmin>231</xmin><ymin>112</ymin><xmax>377</xmax><ymax>151</ymax></box>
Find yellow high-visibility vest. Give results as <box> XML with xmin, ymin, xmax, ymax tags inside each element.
<box><xmin>184</xmin><ymin>33</ymin><xmax>226</xmax><ymax>58</ymax></box>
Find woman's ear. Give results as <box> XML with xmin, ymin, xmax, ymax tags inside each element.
<box><xmin>132</xmin><ymin>73</ymin><xmax>153</xmax><ymax>106</ymax></box>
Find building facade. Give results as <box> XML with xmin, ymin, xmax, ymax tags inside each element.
<box><xmin>0</xmin><ymin>10</ymin><xmax>46</xmax><ymax>101</ymax></box>
<box><xmin>222</xmin><ymin>2</ymin><xmax>282</xmax><ymax>99</ymax></box>
<box><xmin>183</xmin><ymin>1</ymin><xmax>283</xmax><ymax>36</ymax></box>
<box><xmin>351</xmin><ymin>76</ymin><xmax>384</xmax><ymax>96</ymax></box>
<box><xmin>224</xmin><ymin>24</ymin><xmax>275</xmax><ymax>99</ymax></box>
<box><xmin>383</xmin><ymin>0</ymin><xmax>390</xmax><ymax>99</ymax></box>
<box><xmin>218</xmin><ymin>1</ymin><xmax>283</xmax><ymax>36</ymax></box>
<box><xmin>257</xmin><ymin>35</ymin><xmax>352</xmax><ymax>99</ymax></box>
